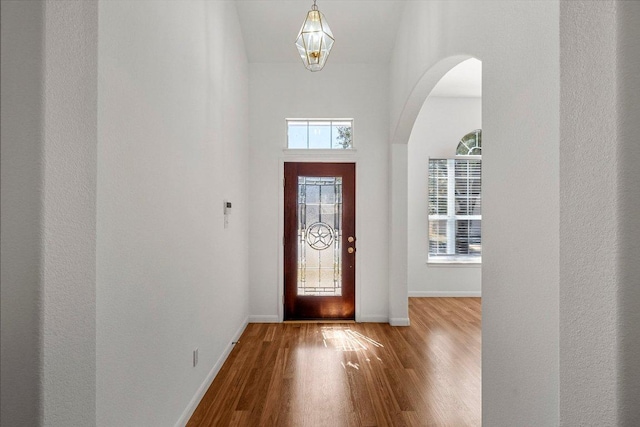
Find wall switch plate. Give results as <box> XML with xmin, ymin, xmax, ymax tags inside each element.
<box><xmin>193</xmin><ymin>348</ymin><xmax>198</xmax><ymax>367</ymax></box>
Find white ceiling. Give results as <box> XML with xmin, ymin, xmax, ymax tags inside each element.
<box><xmin>235</xmin><ymin>1</ymin><xmax>481</xmax><ymax>97</ymax></box>
<box><xmin>235</xmin><ymin>0</ymin><xmax>407</xmax><ymax>64</ymax></box>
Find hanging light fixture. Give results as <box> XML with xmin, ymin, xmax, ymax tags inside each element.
<box><xmin>295</xmin><ymin>0</ymin><xmax>334</xmax><ymax>72</ymax></box>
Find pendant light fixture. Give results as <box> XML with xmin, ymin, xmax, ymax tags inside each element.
<box><xmin>295</xmin><ymin>0</ymin><xmax>334</xmax><ymax>72</ymax></box>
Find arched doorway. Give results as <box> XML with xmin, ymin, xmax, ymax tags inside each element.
<box><xmin>407</xmin><ymin>58</ymin><xmax>482</xmax><ymax>297</ymax></box>
<box><xmin>388</xmin><ymin>56</ymin><xmax>482</xmax><ymax>324</ymax></box>
<box><xmin>391</xmin><ymin>56</ymin><xmax>483</xmax><ymax>423</ymax></box>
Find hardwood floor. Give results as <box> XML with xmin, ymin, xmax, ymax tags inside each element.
<box><xmin>187</xmin><ymin>298</ymin><xmax>481</xmax><ymax>426</ymax></box>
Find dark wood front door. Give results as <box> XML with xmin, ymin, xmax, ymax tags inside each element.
<box><xmin>284</xmin><ymin>162</ymin><xmax>356</xmax><ymax>320</ymax></box>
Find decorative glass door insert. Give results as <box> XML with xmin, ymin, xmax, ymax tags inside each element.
<box><xmin>297</xmin><ymin>176</ymin><xmax>343</xmax><ymax>296</ymax></box>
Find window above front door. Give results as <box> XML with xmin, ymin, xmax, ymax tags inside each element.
<box><xmin>286</xmin><ymin>119</ymin><xmax>354</xmax><ymax>149</ymax></box>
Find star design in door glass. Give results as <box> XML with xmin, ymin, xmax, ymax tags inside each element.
<box><xmin>306</xmin><ymin>222</ymin><xmax>335</xmax><ymax>250</ymax></box>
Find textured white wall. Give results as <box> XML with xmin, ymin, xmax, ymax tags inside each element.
<box><xmin>560</xmin><ymin>1</ymin><xmax>640</xmax><ymax>424</ymax></box>
<box><xmin>1</xmin><ymin>1</ymin><xmax>45</xmax><ymax>425</ymax></box>
<box><xmin>618</xmin><ymin>2</ymin><xmax>640</xmax><ymax>423</ymax></box>
<box><xmin>248</xmin><ymin>64</ymin><xmax>390</xmax><ymax>323</ymax></box>
<box><xmin>407</xmin><ymin>97</ymin><xmax>482</xmax><ymax>297</ymax></box>
<box><xmin>41</xmin><ymin>1</ymin><xmax>99</xmax><ymax>425</ymax></box>
<box><xmin>96</xmin><ymin>2</ymin><xmax>250</xmax><ymax>425</ymax></box>
<box><xmin>390</xmin><ymin>1</ymin><xmax>560</xmax><ymax>425</ymax></box>
<box><xmin>559</xmin><ymin>2</ymin><xmax>618</xmax><ymax>423</ymax></box>
<box><xmin>2</xmin><ymin>2</ymin><xmax>99</xmax><ymax>425</ymax></box>
<box><xmin>389</xmin><ymin>143</ymin><xmax>409</xmax><ymax>325</ymax></box>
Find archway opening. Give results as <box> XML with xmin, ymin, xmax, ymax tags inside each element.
<box><xmin>406</xmin><ymin>57</ymin><xmax>483</xmax><ymax>421</ymax></box>
<box><xmin>407</xmin><ymin>58</ymin><xmax>482</xmax><ymax>296</ymax></box>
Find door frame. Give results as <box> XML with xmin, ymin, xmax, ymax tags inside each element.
<box><xmin>277</xmin><ymin>152</ymin><xmax>361</xmax><ymax>322</ymax></box>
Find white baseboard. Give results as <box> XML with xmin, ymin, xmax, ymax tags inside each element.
<box><xmin>389</xmin><ymin>318</ymin><xmax>411</xmax><ymax>327</ymax></box>
<box><xmin>408</xmin><ymin>291</ymin><xmax>482</xmax><ymax>297</ymax></box>
<box><xmin>175</xmin><ymin>316</ymin><xmax>249</xmax><ymax>427</ymax></box>
<box><xmin>357</xmin><ymin>315</ymin><xmax>388</xmax><ymax>323</ymax></box>
<box><xmin>248</xmin><ymin>315</ymin><xmax>279</xmax><ymax>323</ymax></box>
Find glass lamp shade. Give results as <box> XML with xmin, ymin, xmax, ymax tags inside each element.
<box><xmin>295</xmin><ymin>6</ymin><xmax>334</xmax><ymax>72</ymax></box>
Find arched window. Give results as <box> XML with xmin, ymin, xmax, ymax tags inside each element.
<box><xmin>428</xmin><ymin>129</ymin><xmax>482</xmax><ymax>263</ymax></box>
<box><xmin>456</xmin><ymin>129</ymin><xmax>482</xmax><ymax>156</ymax></box>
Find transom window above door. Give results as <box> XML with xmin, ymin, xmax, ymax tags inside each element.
<box><xmin>287</xmin><ymin>119</ymin><xmax>353</xmax><ymax>149</ymax></box>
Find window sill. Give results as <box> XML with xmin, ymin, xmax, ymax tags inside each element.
<box><xmin>426</xmin><ymin>260</ymin><xmax>482</xmax><ymax>268</ymax></box>
<box><xmin>283</xmin><ymin>148</ymin><xmax>357</xmax><ymax>155</ymax></box>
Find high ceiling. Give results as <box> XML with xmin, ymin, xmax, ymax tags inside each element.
<box><xmin>235</xmin><ymin>0</ymin><xmax>407</xmax><ymax>64</ymax></box>
<box><xmin>235</xmin><ymin>1</ymin><xmax>481</xmax><ymax>97</ymax></box>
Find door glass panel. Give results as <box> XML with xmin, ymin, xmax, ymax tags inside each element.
<box><xmin>297</xmin><ymin>176</ymin><xmax>342</xmax><ymax>296</ymax></box>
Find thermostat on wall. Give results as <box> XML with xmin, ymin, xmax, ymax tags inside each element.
<box><xmin>223</xmin><ymin>200</ymin><xmax>232</xmax><ymax>229</ymax></box>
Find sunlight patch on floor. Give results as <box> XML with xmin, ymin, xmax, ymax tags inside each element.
<box><xmin>320</xmin><ymin>327</ymin><xmax>384</xmax><ymax>352</ymax></box>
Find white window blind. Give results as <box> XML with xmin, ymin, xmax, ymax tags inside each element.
<box><xmin>428</xmin><ymin>158</ymin><xmax>482</xmax><ymax>262</ymax></box>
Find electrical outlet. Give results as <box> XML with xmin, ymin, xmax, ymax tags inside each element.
<box><xmin>193</xmin><ymin>348</ymin><xmax>198</xmax><ymax>367</ymax></box>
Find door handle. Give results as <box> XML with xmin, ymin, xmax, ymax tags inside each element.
<box><xmin>348</xmin><ymin>236</ymin><xmax>355</xmax><ymax>243</ymax></box>
<box><xmin>348</xmin><ymin>247</ymin><xmax>355</xmax><ymax>254</ymax></box>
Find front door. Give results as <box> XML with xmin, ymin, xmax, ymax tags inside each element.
<box><xmin>284</xmin><ymin>162</ymin><xmax>356</xmax><ymax>320</ymax></box>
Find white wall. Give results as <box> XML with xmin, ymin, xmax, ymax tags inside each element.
<box><xmin>388</xmin><ymin>143</ymin><xmax>409</xmax><ymax>325</ymax></box>
<box><xmin>407</xmin><ymin>97</ymin><xmax>481</xmax><ymax>297</ymax></box>
<box><xmin>248</xmin><ymin>64</ymin><xmax>390</xmax><ymax>323</ymax></box>
<box><xmin>2</xmin><ymin>1</ymin><xmax>100</xmax><ymax>425</ymax></box>
<box><xmin>618</xmin><ymin>2</ymin><xmax>640</xmax><ymax>423</ymax></box>
<box><xmin>1</xmin><ymin>1</ymin><xmax>45</xmax><ymax>424</ymax></box>
<box><xmin>96</xmin><ymin>2</ymin><xmax>250</xmax><ymax>426</ymax></box>
<box><xmin>390</xmin><ymin>1</ymin><xmax>560</xmax><ymax>425</ymax></box>
<box><xmin>560</xmin><ymin>1</ymin><xmax>640</xmax><ymax>424</ymax></box>
<box><xmin>42</xmin><ymin>3</ymin><xmax>99</xmax><ymax>424</ymax></box>
<box><xmin>559</xmin><ymin>2</ymin><xmax>618</xmax><ymax>423</ymax></box>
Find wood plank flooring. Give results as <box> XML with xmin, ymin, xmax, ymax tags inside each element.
<box><xmin>188</xmin><ymin>298</ymin><xmax>481</xmax><ymax>426</ymax></box>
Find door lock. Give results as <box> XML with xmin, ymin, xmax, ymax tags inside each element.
<box><xmin>348</xmin><ymin>236</ymin><xmax>355</xmax><ymax>243</ymax></box>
